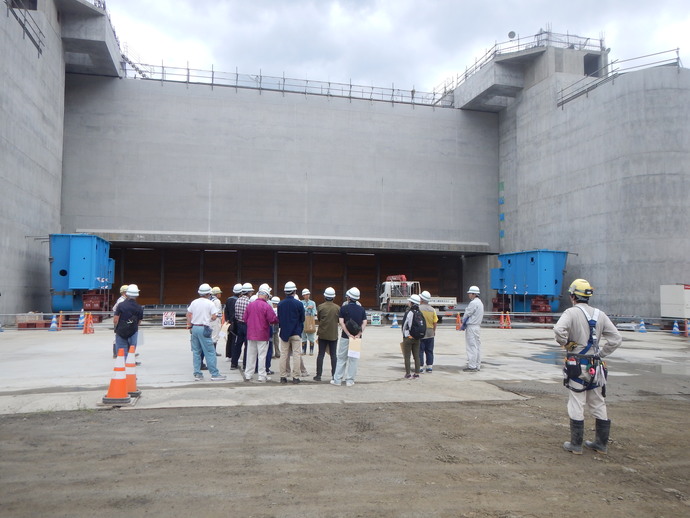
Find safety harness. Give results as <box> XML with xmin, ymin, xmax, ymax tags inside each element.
<box><xmin>564</xmin><ymin>305</ymin><xmax>608</xmax><ymax>395</ymax></box>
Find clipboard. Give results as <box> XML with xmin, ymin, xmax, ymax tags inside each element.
<box><xmin>348</xmin><ymin>337</ymin><xmax>362</xmax><ymax>358</ymax></box>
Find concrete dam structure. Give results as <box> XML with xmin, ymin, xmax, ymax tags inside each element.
<box><xmin>1</xmin><ymin>0</ymin><xmax>688</xmax><ymax>317</ymax></box>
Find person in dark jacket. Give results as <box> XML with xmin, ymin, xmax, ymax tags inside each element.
<box><xmin>277</xmin><ymin>281</ymin><xmax>305</xmax><ymax>384</ymax></box>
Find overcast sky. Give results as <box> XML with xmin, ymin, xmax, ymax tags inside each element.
<box><xmin>106</xmin><ymin>0</ymin><xmax>688</xmax><ymax>92</ymax></box>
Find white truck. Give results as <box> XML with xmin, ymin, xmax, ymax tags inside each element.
<box><xmin>378</xmin><ymin>275</ymin><xmax>458</xmax><ymax>314</ymax></box>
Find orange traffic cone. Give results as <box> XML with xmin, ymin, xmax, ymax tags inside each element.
<box><xmin>504</xmin><ymin>312</ymin><xmax>512</xmax><ymax>329</ymax></box>
<box><xmin>83</xmin><ymin>313</ymin><xmax>94</xmax><ymax>334</ymax></box>
<box><xmin>455</xmin><ymin>313</ymin><xmax>461</xmax><ymax>331</ymax></box>
<box><xmin>499</xmin><ymin>312</ymin><xmax>505</xmax><ymax>329</ymax></box>
<box><xmin>125</xmin><ymin>345</ymin><xmax>141</xmax><ymax>397</ymax></box>
<box><xmin>102</xmin><ymin>349</ymin><xmax>132</xmax><ymax>405</ymax></box>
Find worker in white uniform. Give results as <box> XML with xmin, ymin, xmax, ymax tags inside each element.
<box><xmin>210</xmin><ymin>286</ymin><xmax>223</xmax><ymax>354</ymax></box>
<box><xmin>460</xmin><ymin>285</ymin><xmax>484</xmax><ymax>372</ymax></box>
<box><xmin>554</xmin><ymin>278</ymin><xmax>622</xmax><ymax>454</ymax></box>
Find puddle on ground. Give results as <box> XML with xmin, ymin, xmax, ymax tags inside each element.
<box><xmin>529</xmin><ymin>350</ymin><xmax>564</xmax><ymax>365</ymax></box>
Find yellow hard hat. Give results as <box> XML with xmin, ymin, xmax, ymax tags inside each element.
<box><xmin>568</xmin><ymin>279</ymin><xmax>594</xmax><ymax>298</ymax></box>
<box><xmin>211</xmin><ymin>286</ymin><xmax>222</xmax><ymax>295</ymax></box>
<box><xmin>119</xmin><ymin>284</ymin><xmax>129</xmax><ymax>293</ymax></box>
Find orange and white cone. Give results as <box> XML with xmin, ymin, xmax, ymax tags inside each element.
<box><xmin>83</xmin><ymin>313</ymin><xmax>95</xmax><ymax>334</ymax></box>
<box><xmin>125</xmin><ymin>345</ymin><xmax>141</xmax><ymax>398</ymax></box>
<box><xmin>102</xmin><ymin>349</ymin><xmax>132</xmax><ymax>405</ymax></box>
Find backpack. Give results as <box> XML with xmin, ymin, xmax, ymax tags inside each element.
<box><xmin>116</xmin><ymin>316</ymin><xmax>138</xmax><ymax>339</ymax></box>
<box><xmin>407</xmin><ymin>307</ymin><xmax>427</xmax><ymax>339</ymax></box>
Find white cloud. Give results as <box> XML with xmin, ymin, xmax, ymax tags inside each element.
<box><xmin>106</xmin><ymin>0</ymin><xmax>689</xmax><ymax>92</ymax></box>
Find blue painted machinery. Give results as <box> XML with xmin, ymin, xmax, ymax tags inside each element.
<box><xmin>490</xmin><ymin>249</ymin><xmax>568</xmax><ymax>314</ymax></box>
<box><xmin>49</xmin><ymin>234</ymin><xmax>114</xmax><ymax>312</ymax></box>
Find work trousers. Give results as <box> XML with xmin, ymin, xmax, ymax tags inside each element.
<box><xmin>401</xmin><ymin>336</ymin><xmax>420</xmax><ymax>375</ymax></box>
<box><xmin>244</xmin><ymin>340</ymin><xmax>269</xmax><ymax>381</ymax></box>
<box><xmin>567</xmin><ymin>386</ymin><xmax>608</xmax><ymax>421</ymax></box>
<box><xmin>333</xmin><ymin>336</ymin><xmax>358</xmax><ymax>384</ymax></box>
<box><xmin>316</xmin><ymin>338</ymin><xmax>338</xmax><ymax>378</ymax></box>
<box><xmin>464</xmin><ymin>324</ymin><xmax>482</xmax><ymax>370</ymax></box>
<box><xmin>420</xmin><ymin>336</ymin><xmax>434</xmax><ymax>366</ymax></box>
<box><xmin>231</xmin><ymin>322</ymin><xmax>247</xmax><ymax>368</ymax></box>
<box><xmin>210</xmin><ymin>318</ymin><xmax>221</xmax><ymax>345</ymax></box>
<box><xmin>225</xmin><ymin>326</ymin><xmax>236</xmax><ymax>358</ymax></box>
<box><xmin>279</xmin><ymin>335</ymin><xmax>302</xmax><ymax>379</ymax></box>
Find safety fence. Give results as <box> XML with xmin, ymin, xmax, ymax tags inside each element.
<box><xmin>557</xmin><ymin>49</ymin><xmax>683</xmax><ymax>107</ymax></box>
<box><xmin>432</xmin><ymin>30</ymin><xmax>605</xmax><ymax>99</ymax></box>
<box><xmin>1</xmin><ymin>311</ymin><xmax>686</xmax><ymax>334</ymax></box>
<box><xmin>120</xmin><ymin>61</ymin><xmax>454</xmax><ymax>108</ymax></box>
<box><xmin>4</xmin><ymin>0</ymin><xmax>45</xmax><ymax>56</ymax></box>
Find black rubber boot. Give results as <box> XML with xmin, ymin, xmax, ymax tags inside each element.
<box><xmin>563</xmin><ymin>419</ymin><xmax>584</xmax><ymax>454</ymax></box>
<box><xmin>584</xmin><ymin>418</ymin><xmax>611</xmax><ymax>454</ymax></box>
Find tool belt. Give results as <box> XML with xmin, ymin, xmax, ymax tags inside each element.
<box><xmin>563</xmin><ymin>353</ymin><xmax>608</xmax><ymax>395</ymax></box>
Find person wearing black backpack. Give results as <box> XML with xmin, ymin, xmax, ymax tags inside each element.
<box><xmin>113</xmin><ymin>284</ymin><xmax>144</xmax><ymax>358</ymax></box>
<box><xmin>401</xmin><ymin>294</ymin><xmax>426</xmax><ymax>379</ymax></box>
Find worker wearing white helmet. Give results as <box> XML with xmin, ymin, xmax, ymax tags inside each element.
<box><xmin>400</xmin><ymin>294</ymin><xmax>424</xmax><ymax>379</ymax></box>
<box><xmin>186</xmin><ymin>284</ymin><xmax>226</xmax><ymax>382</ymax></box>
<box><xmin>554</xmin><ymin>278</ymin><xmax>622</xmax><ymax>455</ymax></box>
<box><xmin>314</xmin><ymin>287</ymin><xmax>339</xmax><ymax>381</ymax></box>
<box><xmin>209</xmin><ymin>287</ymin><xmax>223</xmax><ymax>351</ymax></box>
<box><xmin>223</xmin><ymin>283</ymin><xmax>243</xmax><ymax>361</ymax></box>
<box><xmin>111</xmin><ymin>284</ymin><xmax>129</xmax><ymax>358</ymax></box>
<box><xmin>243</xmin><ymin>283</ymin><xmax>279</xmax><ymax>383</ymax></box>
<box><xmin>418</xmin><ymin>290</ymin><xmax>439</xmax><ymax>373</ymax></box>
<box><xmin>460</xmin><ymin>285</ymin><xmax>484</xmax><ymax>372</ymax></box>
<box><xmin>331</xmin><ymin>287</ymin><xmax>367</xmax><ymax>387</ymax></box>
<box><xmin>277</xmin><ymin>281</ymin><xmax>305</xmax><ymax>383</ymax></box>
<box><xmin>113</xmin><ymin>283</ymin><xmax>144</xmax><ymax>359</ymax></box>
<box><xmin>301</xmin><ymin>288</ymin><xmax>317</xmax><ymax>356</ymax></box>
<box><xmin>270</xmin><ymin>296</ymin><xmax>281</xmax><ymax>359</ymax></box>
<box><xmin>231</xmin><ymin>282</ymin><xmax>254</xmax><ymax>370</ymax></box>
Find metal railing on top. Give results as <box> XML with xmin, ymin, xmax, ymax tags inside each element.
<box><xmin>121</xmin><ymin>62</ymin><xmax>455</xmax><ymax>108</ymax></box>
<box><xmin>557</xmin><ymin>48</ymin><xmax>682</xmax><ymax>107</ymax></box>
<box><xmin>4</xmin><ymin>0</ymin><xmax>45</xmax><ymax>56</ymax></box>
<box><xmin>432</xmin><ymin>30</ymin><xmax>605</xmax><ymax>99</ymax></box>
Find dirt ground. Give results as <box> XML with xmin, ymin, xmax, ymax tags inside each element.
<box><xmin>1</xmin><ymin>386</ymin><xmax>688</xmax><ymax>518</ymax></box>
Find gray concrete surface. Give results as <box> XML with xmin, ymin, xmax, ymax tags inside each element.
<box><xmin>1</xmin><ymin>323</ymin><xmax>687</xmax><ymax>414</ymax></box>
<box><xmin>61</xmin><ymin>74</ymin><xmax>499</xmax><ymax>253</ymax></box>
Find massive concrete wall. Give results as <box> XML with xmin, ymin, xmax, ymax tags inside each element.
<box><xmin>499</xmin><ymin>66</ymin><xmax>690</xmax><ymax>316</ymax></box>
<box><xmin>0</xmin><ymin>3</ymin><xmax>65</xmax><ymax>317</ymax></box>
<box><xmin>61</xmin><ymin>76</ymin><xmax>499</xmax><ymax>254</ymax></box>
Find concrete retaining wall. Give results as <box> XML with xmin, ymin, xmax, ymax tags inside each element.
<box><xmin>0</xmin><ymin>3</ymin><xmax>65</xmax><ymax>316</ymax></box>
<box><xmin>61</xmin><ymin>75</ymin><xmax>500</xmax><ymax>252</ymax></box>
<box><xmin>499</xmin><ymin>67</ymin><xmax>690</xmax><ymax>316</ymax></box>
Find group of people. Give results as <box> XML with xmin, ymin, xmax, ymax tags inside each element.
<box><xmin>112</xmin><ymin>275</ymin><xmax>622</xmax><ymax>456</ymax></box>
<box><xmin>188</xmin><ymin>282</ymin><xmax>367</xmax><ymax>386</ymax></box>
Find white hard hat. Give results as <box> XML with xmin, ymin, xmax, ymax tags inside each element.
<box><xmin>258</xmin><ymin>283</ymin><xmax>272</xmax><ymax>296</ymax></box>
<box><xmin>233</xmin><ymin>283</ymin><xmax>243</xmax><ymax>294</ymax></box>
<box><xmin>324</xmin><ymin>287</ymin><xmax>336</xmax><ymax>299</ymax></box>
<box><xmin>408</xmin><ymin>294</ymin><xmax>421</xmax><ymax>305</ymax></box>
<box><xmin>249</xmin><ymin>294</ymin><xmax>258</xmax><ymax>302</ymax></box>
<box><xmin>467</xmin><ymin>285</ymin><xmax>480</xmax><ymax>295</ymax></box>
<box><xmin>284</xmin><ymin>281</ymin><xmax>297</xmax><ymax>293</ymax></box>
<box><xmin>271</xmin><ymin>296</ymin><xmax>280</xmax><ymax>305</ymax></box>
<box><xmin>242</xmin><ymin>282</ymin><xmax>254</xmax><ymax>293</ymax></box>
<box><xmin>211</xmin><ymin>286</ymin><xmax>222</xmax><ymax>295</ymax></box>
<box><xmin>346</xmin><ymin>287</ymin><xmax>360</xmax><ymax>301</ymax></box>
<box><xmin>420</xmin><ymin>290</ymin><xmax>431</xmax><ymax>302</ymax></box>
<box><xmin>198</xmin><ymin>283</ymin><xmax>212</xmax><ymax>295</ymax></box>
<box><xmin>302</xmin><ymin>288</ymin><xmax>310</xmax><ymax>296</ymax></box>
<box><xmin>126</xmin><ymin>284</ymin><xmax>140</xmax><ymax>297</ymax></box>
